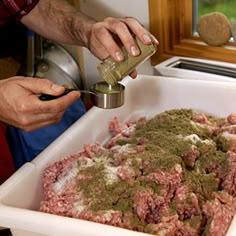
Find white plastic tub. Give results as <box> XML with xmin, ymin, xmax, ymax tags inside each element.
<box><xmin>0</xmin><ymin>75</ymin><xmax>236</xmax><ymax>236</ymax></box>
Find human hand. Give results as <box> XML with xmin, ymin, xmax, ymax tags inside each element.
<box><xmin>0</xmin><ymin>77</ymin><xmax>80</xmax><ymax>131</ymax></box>
<box><xmin>86</xmin><ymin>17</ymin><xmax>159</xmax><ymax>78</ymax></box>
<box><xmin>21</xmin><ymin>0</ymin><xmax>158</xmax><ymax>79</ymax></box>
<box><xmin>21</xmin><ymin>0</ymin><xmax>158</xmax><ymax>78</ymax></box>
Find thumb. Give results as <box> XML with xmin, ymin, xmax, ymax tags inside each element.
<box><xmin>20</xmin><ymin>78</ymin><xmax>65</xmax><ymax>95</ymax></box>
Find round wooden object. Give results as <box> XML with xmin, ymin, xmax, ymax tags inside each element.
<box><xmin>197</xmin><ymin>12</ymin><xmax>231</xmax><ymax>46</ymax></box>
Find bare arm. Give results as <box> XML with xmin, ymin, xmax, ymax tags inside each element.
<box><xmin>3</xmin><ymin>0</ymin><xmax>158</xmax><ymax>130</ymax></box>
<box><xmin>21</xmin><ymin>0</ymin><xmax>158</xmax><ymax>61</ymax></box>
<box><xmin>21</xmin><ymin>0</ymin><xmax>94</xmax><ymax>47</ymax></box>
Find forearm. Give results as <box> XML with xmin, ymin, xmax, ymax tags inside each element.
<box><xmin>21</xmin><ymin>0</ymin><xmax>159</xmax><ymax>63</ymax></box>
<box><xmin>21</xmin><ymin>0</ymin><xmax>96</xmax><ymax>47</ymax></box>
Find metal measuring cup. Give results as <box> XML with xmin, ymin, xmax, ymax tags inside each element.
<box><xmin>39</xmin><ymin>81</ymin><xmax>125</xmax><ymax>109</ymax></box>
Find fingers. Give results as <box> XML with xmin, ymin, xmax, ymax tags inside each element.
<box><xmin>104</xmin><ymin>17</ymin><xmax>140</xmax><ymax>58</ymax></box>
<box><xmin>90</xmin><ymin>16</ymin><xmax>159</xmax><ymax>61</ymax></box>
<box><xmin>90</xmin><ymin>22</ymin><xmax>124</xmax><ymax>61</ymax></box>
<box><xmin>0</xmin><ymin>77</ymin><xmax>81</xmax><ymax>130</ymax></box>
<box><xmin>13</xmin><ymin>77</ymin><xmax>80</xmax><ymax>115</ymax></box>
<box><xmin>14</xmin><ymin>91</ymin><xmax>79</xmax><ymax>129</ymax></box>
<box><xmin>17</xmin><ymin>77</ymin><xmax>66</xmax><ymax>96</ymax></box>
<box><xmin>18</xmin><ymin>112</ymin><xmax>64</xmax><ymax>131</ymax></box>
<box><xmin>27</xmin><ymin>91</ymin><xmax>80</xmax><ymax>114</ymax></box>
<box><xmin>0</xmin><ymin>104</ymin><xmax>64</xmax><ymax>131</ymax></box>
<box><xmin>10</xmin><ymin>92</ymin><xmax>79</xmax><ymax>131</ymax></box>
<box><xmin>121</xmin><ymin>17</ymin><xmax>159</xmax><ymax>45</ymax></box>
<box><xmin>129</xmin><ymin>70</ymin><xmax>138</xmax><ymax>79</ymax></box>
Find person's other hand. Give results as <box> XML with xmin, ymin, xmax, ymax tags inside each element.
<box><xmin>86</xmin><ymin>17</ymin><xmax>159</xmax><ymax>78</ymax></box>
<box><xmin>0</xmin><ymin>77</ymin><xmax>80</xmax><ymax>131</ymax></box>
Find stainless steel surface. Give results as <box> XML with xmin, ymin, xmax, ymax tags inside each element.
<box><xmin>36</xmin><ymin>41</ymin><xmax>82</xmax><ymax>89</ymax></box>
<box><xmin>20</xmin><ymin>33</ymin><xmax>83</xmax><ymax>90</ymax></box>
<box><xmin>36</xmin><ymin>60</ymin><xmax>80</xmax><ymax>89</ymax></box>
<box><xmin>167</xmin><ymin>59</ymin><xmax>236</xmax><ymax>78</ymax></box>
<box><xmin>43</xmin><ymin>43</ymin><xmax>82</xmax><ymax>88</ymax></box>
<box><xmin>90</xmin><ymin>82</ymin><xmax>125</xmax><ymax>109</ymax></box>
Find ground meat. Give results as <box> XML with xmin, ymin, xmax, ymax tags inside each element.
<box><xmin>173</xmin><ymin>185</ymin><xmax>201</xmax><ymax>221</ymax></box>
<box><xmin>221</xmin><ymin>151</ymin><xmax>236</xmax><ymax>197</ymax></box>
<box><xmin>181</xmin><ymin>145</ymin><xmax>200</xmax><ymax>168</ymax></box>
<box><xmin>203</xmin><ymin>192</ymin><xmax>236</xmax><ymax>236</ymax></box>
<box><xmin>192</xmin><ymin>113</ymin><xmax>211</xmax><ymax>125</ymax></box>
<box><xmin>40</xmin><ymin>109</ymin><xmax>236</xmax><ymax>236</ymax></box>
<box><xmin>105</xmin><ymin>122</ymin><xmax>136</xmax><ymax>148</ymax></box>
<box><xmin>133</xmin><ymin>188</ymin><xmax>168</xmax><ymax>224</ymax></box>
<box><xmin>108</xmin><ymin>117</ymin><xmax>135</xmax><ymax>138</ymax></box>
<box><xmin>141</xmin><ymin>164</ymin><xmax>182</xmax><ymax>199</ymax></box>
<box><xmin>146</xmin><ymin>215</ymin><xmax>201</xmax><ymax>236</ymax></box>
<box><xmin>227</xmin><ymin>114</ymin><xmax>236</xmax><ymax>125</ymax></box>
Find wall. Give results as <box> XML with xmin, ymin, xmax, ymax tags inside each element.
<box><xmin>79</xmin><ymin>0</ymin><xmax>155</xmax><ymax>89</ymax></box>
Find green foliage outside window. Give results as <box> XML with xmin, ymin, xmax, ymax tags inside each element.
<box><xmin>198</xmin><ymin>0</ymin><xmax>236</xmax><ymax>22</ymax></box>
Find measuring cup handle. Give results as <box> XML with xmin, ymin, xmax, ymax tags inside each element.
<box><xmin>39</xmin><ymin>88</ymin><xmax>76</xmax><ymax>101</ymax></box>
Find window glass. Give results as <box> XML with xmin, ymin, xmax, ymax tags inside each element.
<box><xmin>193</xmin><ymin>0</ymin><xmax>236</xmax><ymax>35</ymax></box>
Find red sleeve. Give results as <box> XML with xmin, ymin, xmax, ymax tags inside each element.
<box><xmin>0</xmin><ymin>0</ymin><xmax>39</xmax><ymax>26</ymax></box>
<box><xmin>0</xmin><ymin>122</ymin><xmax>15</xmax><ymax>184</ymax></box>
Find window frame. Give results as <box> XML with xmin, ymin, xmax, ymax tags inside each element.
<box><xmin>149</xmin><ymin>0</ymin><xmax>236</xmax><ymax>65</ymax></box>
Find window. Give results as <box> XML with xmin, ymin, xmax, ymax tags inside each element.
<box><xmin>197</xmin><ymin>0</ymin><xmax>236</xmax><ymax>24</ymax></box>
<box><xmin>149</xmin><ymin>0</ymin><xmax>236</xmax><ymax>65</ymax></box>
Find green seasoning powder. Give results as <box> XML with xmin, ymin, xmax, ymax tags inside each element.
<box><xmin>91</xmin><ymin>82</ymin><xmax>123</xmax><ymax>94</ymax></box>
<box><xmin>74</xmin><ymin>108</ymin><xmax>230</xmax><ymax>233</ymax></box>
